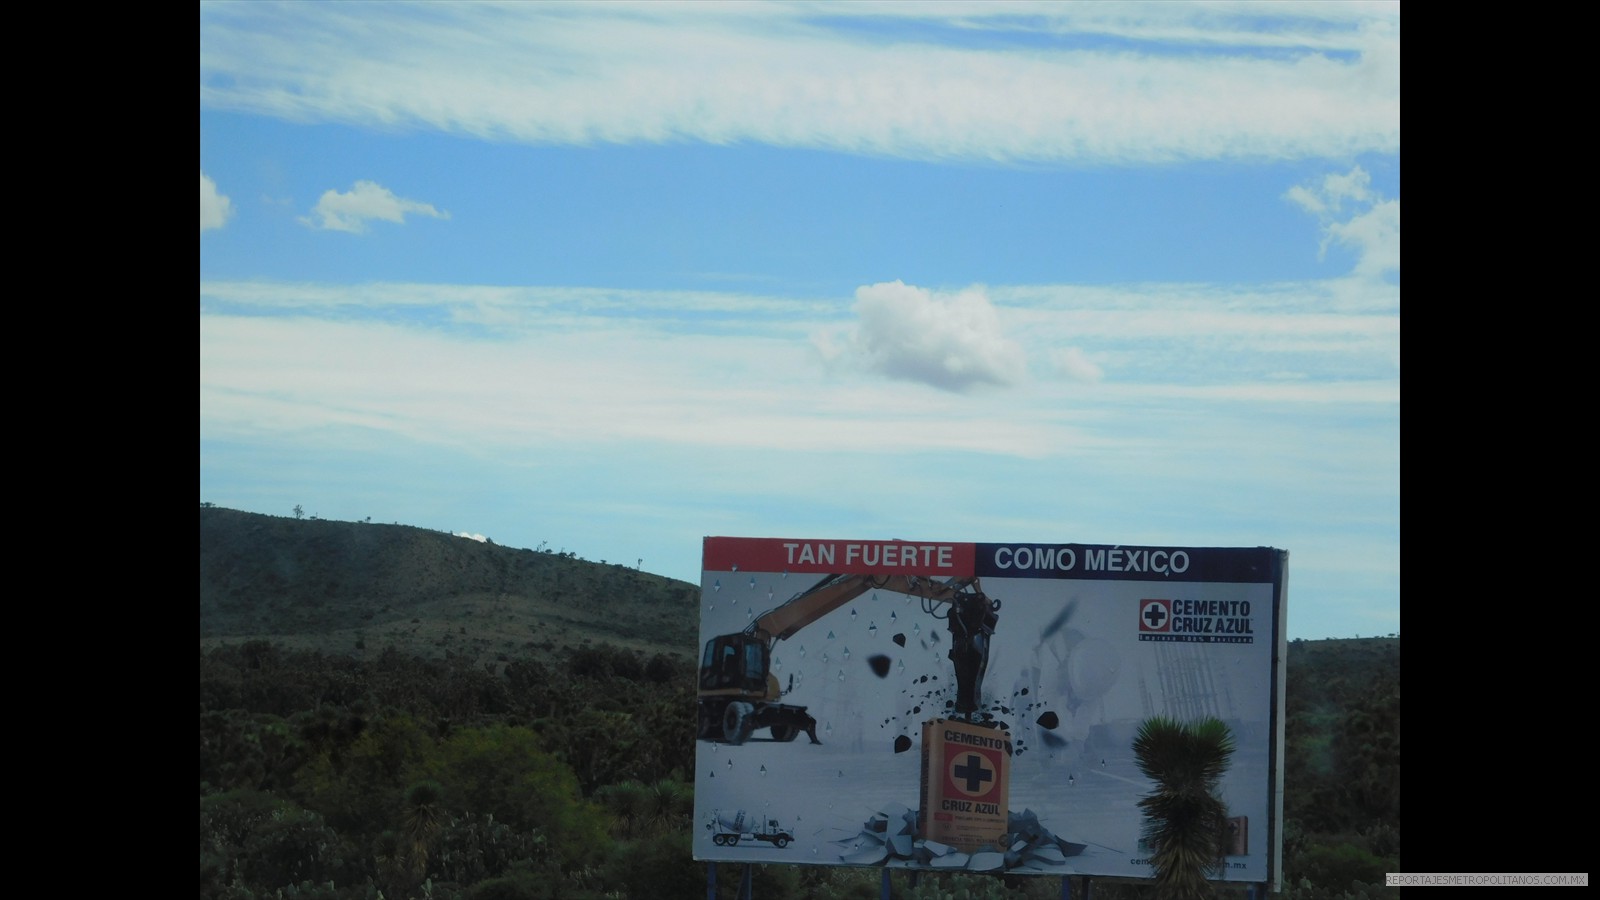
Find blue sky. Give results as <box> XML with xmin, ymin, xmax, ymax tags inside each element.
<box><xmin>200</xmin><ymin>1</ymin><xmax>1399</xmax><ymax>640</ymax></box>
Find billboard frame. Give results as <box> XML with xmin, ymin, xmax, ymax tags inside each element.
<box><xmin>693</xmin><ymin>537</ymin><xmax>1287</xmax><ymax>888</ymax></box>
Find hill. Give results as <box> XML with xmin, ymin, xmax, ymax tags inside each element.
<box><xmin>199</xmin><ymin>506</ymin><xmax>700</xmax><ymax>664</ymax></box>
<box><xmin>200</xmin><ymin>506</ymin><xmax>1399</xmax><ymax>898</ymax></box>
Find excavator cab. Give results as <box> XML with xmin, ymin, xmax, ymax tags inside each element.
<box><xmin>700</xmin><ymin>633</ymin><xmax>769</xmax><ymax>694</ymax></box>
<box><xmin>699</xmin><ymin>631</ymin><xmax>812</xmax><ymax>744</ymax></box>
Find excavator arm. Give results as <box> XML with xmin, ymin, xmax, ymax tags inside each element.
<box><xmin>699</xmin><ymin>571</ymin><xmax>1001</xmax><ymax>744</ymax></box>
<box><xmin>747</xmin><ymin>573</ymin><xmax>976</xmax><ymax>642</ymax></box>
<box><xmin>754</xmin><ymin>572</ymin><xmax>1000</xmax><ymax>715</ymax></box>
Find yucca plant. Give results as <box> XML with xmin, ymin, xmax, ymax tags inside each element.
<box><xmin>402</xmin><ymin>780</ymin><xmax>446</xmax><ymax>883</ymax></box>
<box><xmin>1133</xmin><ymin>716</ymin><xmax>1237</xmax><ymax>900</ymax></box>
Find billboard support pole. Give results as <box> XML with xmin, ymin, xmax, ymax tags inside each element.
<box><xmin>1060</xmin><ymin>876</ymin><xmax>1070</xmax><ymax>900</ymax></box>
<box><xmin>739</xmin><ymin>863</ymin><xmax>753</xmax><ymax>900</ymax></box>
<box><xmin>880</xmin><ymin>868</ymin><xmax>891</xmax><ymax>900</ymax></box>
<box><xmin>705</xmin><ymin>862</ymin><xmax>715</xmax><ymax>900</ymax></box>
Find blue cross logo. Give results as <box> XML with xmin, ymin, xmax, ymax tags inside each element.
<box><xmin>1141</xmin><ymin>600</ymin><xmax>1169</xmax><ymax>631</ymax></box>
<box><xmin>953</xmin><ymin>753</ymin><xmax>993</xmax><ymax>794</ymax></box>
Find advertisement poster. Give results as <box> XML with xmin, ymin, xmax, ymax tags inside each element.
<box><xmin>693</xmin><ymin>537</ymin><xmax>1287</xmax><ymax>883</ymax></box>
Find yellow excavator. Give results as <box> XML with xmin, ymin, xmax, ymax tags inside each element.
<box><xmin>697</xmin><ymin>573</ymin><xmax>1001</xmax><ymax>745</ymax></box>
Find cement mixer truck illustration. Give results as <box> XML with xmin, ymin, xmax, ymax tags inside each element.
<box><xmin>710</xmin><ymin>809</ymin><xmax>794</xmax><ymax>848</ymax></box>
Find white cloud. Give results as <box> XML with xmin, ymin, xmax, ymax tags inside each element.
<box><xmin>821</xmin><ymin>281</ymin><xmax>1026</xmax><ymax>392</ymax></box>
<box><xmin>1286</xmin><ymin>166</ymin><xmax>1398</xmax><ymax>278</ymax></box>
<box><xmin>1051</xmin><ymin>346</ymin><xmax>1104</xmax><ymax>383</ymax></box>
<box><xmin>201</xmin><ymin>172</ymin><xmax>233</xmax><ymax>232</ymax></box>
<box><xmin>200</xmin><ymin>275</ymin><xmax>1399</xmax><ymax>634</ymax></box>
<box><xmin>300</xmin><ymin>180</ymin><xmax>449</xmax><ymax>233</ymax></box>
<box><xmin>1284</xmin><ymin>166</ymin><xmax>1378</xmax><ymax>218</ymax></box>
<box><xmin>1327</xmin><ymin>199</ymin><xmax>1399</xmax><ymax>278</ymax></box>
<box><xmin>198</xmin><ymin>310</ymin><xmax>1056</xmax><ymax>459</ymax></box>
<box><xmin>201</xmin><ymin>276</ymin><xmax>1399</xmax><ymax>404</ymax></box>
<box><xmin>200</xmin><ymin>3</ymin><xmax>1399</xmax><ymax>166</ymax></box>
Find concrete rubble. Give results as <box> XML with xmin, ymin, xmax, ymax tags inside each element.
<box><xmin>837</xmin><ymin>803</ymin><xmax>1087</xmax><ymax>873</ymax></box>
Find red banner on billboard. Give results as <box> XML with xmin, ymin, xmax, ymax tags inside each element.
<box><xmin>703</xmin><ymin>536</ymin><xmax>976</xmax><ymax>576</ymax></box>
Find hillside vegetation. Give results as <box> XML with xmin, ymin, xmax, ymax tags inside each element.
<box><xmin>199</xmin><ymin>506</ymin><xmax>1398</xmax><ymax>900</ymax></box>
<box><xmin>200</xmin><ymin>506</ymin><xmax>699</xmax><ymax>663</ymax></box>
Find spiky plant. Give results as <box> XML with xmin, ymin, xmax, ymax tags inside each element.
<box><xmin>595</xmin><ymin>779</ymin><xmax>650</xmax><ymax>839</ymax></box>
<box><xmin>1133</xmin><ymin>716</ymin><xmax>1237</xmax><ymax>900</ymax></box>
<box><xmin>644</xmin><ymin>778</ymin><xmax>694</xmax><ymax>833</ymax></box>
<box><xmin>403</xmin><ymin>780</ymin><xmax>446</xmax><ymax>882</ymax></box>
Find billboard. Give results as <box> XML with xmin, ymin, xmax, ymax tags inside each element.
<box><xmin>693</xmin><ymin>538</ymin><xmax>1287</xmax><ymax>884</ymax></box>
